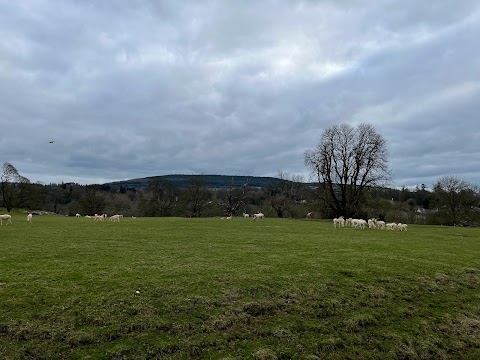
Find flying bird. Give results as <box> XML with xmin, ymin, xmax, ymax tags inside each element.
<box><xmin>49</xmin><ymin>141</ymin><xmax>54</xmax><ymax>143</ymax></box>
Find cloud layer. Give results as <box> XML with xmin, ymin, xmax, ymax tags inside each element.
<box><xmin>1</xmin><ymin>1</ymin><xmax>479</xmax><ymax>187</ymax></box>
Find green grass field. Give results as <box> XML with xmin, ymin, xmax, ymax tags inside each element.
<box><xmin>1</xmin><ymin>214</ymin><xmax>479</xmax><ymax>359</ymax></box>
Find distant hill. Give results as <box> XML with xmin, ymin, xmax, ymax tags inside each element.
<box><xmin>105</xmin><ymin>174</ymin><xmax>302</xmax><ymax>190</ymax></box>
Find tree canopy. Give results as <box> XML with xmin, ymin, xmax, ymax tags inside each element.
<box><xmin>304</xmin><ymin>123</ymin><xmax>390</xmax><ymax>217</ymax></box>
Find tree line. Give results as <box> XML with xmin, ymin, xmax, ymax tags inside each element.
<box><xmin>2</xmin><ymin>123</ymin><xmax>479</xmax><ymax>226</ymax></box>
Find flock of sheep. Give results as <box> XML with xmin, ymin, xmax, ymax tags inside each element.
<box><xmin>221</xmin><ymin>212</ymin><xmax>265</xmax><ymax>220</ymax></box>
<box><xmin>81</xmin><ymin>213</ymin><xmax>128</xmax><ymax>221</ymax></box>
<box><xmin>0</xmin><ymin>212</ymin><xmax>131</xmax><ymax>225</ymax></box>
<box><xmin>1</xmin><ymin>212</ymin><xmax>407</xmax><ymax>231</ymax></box>
<box><xmin>0</xmin><ymin>213</ymin><xmax>33</xmax><ymax>225</ymax></box>
<box><xmin>333</xmin><ymin>216</ymin><xmax>408</xmax><ymax>231</ymax></box>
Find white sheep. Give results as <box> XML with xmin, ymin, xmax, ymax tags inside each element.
<box><xmin>253</xmin><ymin>212</ymin><xmax>264</xmax><ymax>220</ymax></box>
<box><xmin>375</xmin><ymin>220</ymin><xmax>386</xmax><ymax>229</ymax></box>
<box><xmin>306</xmin><ymin>212</ymin><xmax>314</xmax><ymax>219</ymax></box>
<box><xmin>345</xmin><ymin>218</ymin><xmax>353</xmax><ymax>226</ymax></box>
<box><xmin>94</xmin><ymin>214</ymin><xmax>105</xmax><ymax>221</ymax></box>
<box><xmin>368</xmin><ymin>219</ymin><xmax>376</xmax><ymax>229</ymax></box>
<box><xmin>76</xmin><ymin>213</ymin><xmax>81</xmax><ymax>217</ymax></box>
<box><xmin>333</xmin><ymin>216</ymin><xmax>345</xmax><ymax>228</ymax></box>
<box><xmin>397</xmin><ymin>223</ymin><xmax>408</xmax><ymax>231</ymax></box>
<box><xmin>0</xmin><ymin>214</ymin><xmax>12</xmax><ymax>226</ymax></box>
<box><xmin>27</xmin><ymin>213</ymin><xmax>33</xmax><ymax>223</ymax></box>
<box><xmin>109</xmin><ymin>214</ymin><xmax>121</xmax><ymax>222</ymax></box>
<box><xmin>352</xmin><ymin>219</ymin><xmax>367</xmax><ymax>229</ymax></box>
<box><xmin>386</xmin><ymin>222</ymin><xmax>397</xmax><ymax>230</ymax></box>
<box><xmin>243</xmin><ymin>213</ymin><xmax>250</xmax><ymax>218</ymax></box>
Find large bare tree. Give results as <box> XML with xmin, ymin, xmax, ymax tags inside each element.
<box><xmin>184</xmin><ymin>175</ymin><xmax>211</xmax><ymax>217</ymax></box>
<box><xmin>219</xmin><ymin>178</ymin><xmax>248</xmax><ymax>217</ymax></box>
<box><xmin>304</xmin><ymin>123</ymin><xmax>390</xmax><ymax>217</ymax></box>
<box><xmin>1</xmin><ymin>162</ymin><xmax>31</xmax><ymax>212</ymax></box>
<box><xmin>140</xmin><ymin>178</ymin><xmax>178</xmax><ymax>216</ymax></box>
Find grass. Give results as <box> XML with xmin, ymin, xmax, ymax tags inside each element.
<box><xmin>0</xmin><ymin>214</ymin><xmax>479</xmax><ymax>359</ymax></box>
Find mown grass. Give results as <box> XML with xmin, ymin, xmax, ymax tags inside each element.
<box><xmin>0</xmin><ymin>214</ymin><xmax>479</xmax><ymax>359</ymax></box>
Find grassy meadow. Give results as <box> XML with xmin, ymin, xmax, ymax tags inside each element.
<box><xmin>0</xmin><ymin>213</ymin><xmax>480</xmax><ymax>359</ymax></box>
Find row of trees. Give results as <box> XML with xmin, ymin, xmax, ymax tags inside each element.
<box><xmin>2</xmin><ymin>123</ymin><xmax>479</xmax><ymax>226</ymax></box>
<box><xmin>0</xmin><ymin>163</ymin><xmax>313</xmax><ymax>219</ymax></box>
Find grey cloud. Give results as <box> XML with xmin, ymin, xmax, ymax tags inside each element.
<box><xmin>1</xmin><ymin>1</ymin><xmax>479</xmax><ymax>187</ymax></box>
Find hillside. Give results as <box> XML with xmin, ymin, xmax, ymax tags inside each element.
<box><xmin>105</xmin><ymin>174</ymin><xmax>298</xmax><ymax>190</ymax></box>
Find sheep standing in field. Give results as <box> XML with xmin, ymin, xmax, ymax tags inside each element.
<box><xmin>333</xmin><ymin>216</ymin><xmax>345</xmax><ymax>228</ymax></box>
<box><xmin>109</xmin><ymin>214</ymin><xmax>121</xmax><ymax>222</ymax></box>
<box><xmin>243</xmin><ymin>213</ymin><xmax>250</xmax><ymax>218</ymax></box>
<box><xmin>253</xmin><ymin>212</ymin><xmax>264</xmax><ymax>220</ymax></box>
<box><xmin>94</xmin><ymin>214</ymin><xmax>105</xmax><ymax>221</ymax></box>
<box><xmin>27</xmin><ymin>213</ymin><xmax>33</xmax><ymax>223</ymax></box>
<box><xmin>0</xmin><ymin>214</ymin><xmax>12</xmax><ymax>226</ymax></box>
<box><xmin>386</xmin><ymin>222</ymin><xmax>397</xmax><ymax>230</ymax></box>
<box><xmin>375</xmin><ymin>220</ymin><xmax>386</xmax><ymax>229</ymax></box>
<box><xmin>306</xmin><ymin>212</ymin><xmax>314</xmax><ymax>219</ymax></box>
<box><xmin>345</xmin><ymin>218</ymin><xmax>353</xmax><ymax>226</ymax></box>
<box><xmin>368</xmin><ymin>219</ymin><xmax>376</xmax><ymax>229</ymax></box>
<box><xmin>397</xmin><ymin>223</ymin><xmax>408</xmax><ymax>231</ymax></box>
<box><xmin>352</xmin><ymin>219</ymin><xmax>367</xmax><ymax>229</ymax></box>
<box><xmin>76</xmin><ymin>213</ymin><xmax>81</xmax><ymax>217</ymax></box>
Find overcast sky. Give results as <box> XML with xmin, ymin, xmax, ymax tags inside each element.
<box><xmin>1</xmin><ymin>1</ymin><xmax>479</xmax><ymax>188</ymax></box>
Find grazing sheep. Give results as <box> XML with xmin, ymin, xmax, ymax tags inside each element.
<box><xmin>345</xmin><ymin>218</ymin><xmax>353</xmax><ymax>226</ymax></box>
<box><xmin>333</xmin><ymin>216</ymin><xmax>345</xmax><ymax>228</ymax></box>
<box><xmin>386</xmin><ymin>222</ymin><xmax>397</xmax><ymax>230</ymax></box>
<box><xmin>306</xmin><ymin>212</ymin><xmax>314</xmax><ymax>219</ymax></box>
<box><xmin>94</xmin><ymin>214</ymin><xmax>105</xmax><ymax>221</ymax></box>
<box><xmin>253</xmin><ymin>212</ymin><xmax>264</xmax><ymax>220</ymax></box>
<box><xmin>352</xmin><ymin>219</ymin><xmax>367</xmax><ymax>229</ymax></box>
<box><xmin>243</xmin><ymin>213</ymin><xmax>250</xmax><ymax>218</ymax></box>
<box><xmin>76</xmin><ymin>213</ymin><xmax>81</xmax><ymax>217</ymax></box>
<box><xmin>109</xmin><ymin>214</ymin><xmax>121</xmax><ymax>222</ymax></box>
<box><xmin>397</xmin><ymin>223</ymin><xmax>408</xmax><ymax>231</ymax></box>
<box><xmin>0</xmin><ymin>214</ymin><xmax>12</xmax><ymax>226</ymax></box>
<box><xmin>27</xmin><ymin>213</ymin><xmax>33</xmax><ymax>223</ymax></box>
<box><xmin>375</xmin><ymin>220</ymin><xmax>386</xmax><ymax>229</ymax></box>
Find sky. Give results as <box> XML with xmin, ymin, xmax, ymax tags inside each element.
<box><xmin>1</xmin><ymin>1</ymin><xmax>479</xmax><ymax>188</ymax></box>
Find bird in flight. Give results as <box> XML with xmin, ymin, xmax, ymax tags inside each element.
<box><xmin>49</xmin><ymin>141</ymin><xmax>54</xmax><ymax>143</ymax></box>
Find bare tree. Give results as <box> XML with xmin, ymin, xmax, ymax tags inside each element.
<box><xmin>220</xmin><ymin>178</ymin><xmax>248</xmax><ymax>217</ymax></box>
<box><xmin>141</xmin><ymin>178</ymin><xmax>177</xmax><ymax>216</ymax></box>
<box><xmin>304</xmin><ymin>123</ymin><xmax>390</xmax><ymax>217</ymax></box>
<box><xmin>269</xmin><ymin>171</ymin><xmax>304</xmax><ymax>218</ymax></box>
<box><xmin>79</xmin><ymin>186</ymin><xmax>106</xmax><ymax>215</ymax></box>
<box><xmin>184</xmin><ymin>175</ymin><xmax>211</xmax><ymax>217</ymax></box>
<box><xmin>433</xmin><ymin>175</ymin><xmax>478</xmax><ymax>226</ymax></box>
<box><xmin>1</xmin><ymin>162</ymin><xmax>31</xmax><ymax>212</ymax></box>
